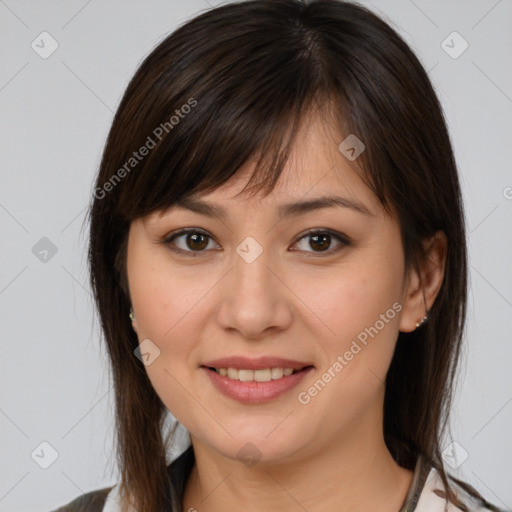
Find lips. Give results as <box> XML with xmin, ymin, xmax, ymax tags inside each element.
<box><xmin>200</xmin><ymin>356</ymin><xmax>315</xmax><ymax>404</ymax></box>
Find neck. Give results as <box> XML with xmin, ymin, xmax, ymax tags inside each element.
<box><xmin>182</xmin><ymin>415</ymin><xmax>413</xmax><ymax>512</ymax></box>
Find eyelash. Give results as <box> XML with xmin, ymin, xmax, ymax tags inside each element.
<box><xmin>162</xmin><ymin>228</ymin><xmax>350</xmax><ymax>258</ymax></box>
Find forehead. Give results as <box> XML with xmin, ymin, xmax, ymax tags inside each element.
<box><xmin>159</xmin><ymin>113</ymin><xmax>385</xmax><ymax>220</ymax></box>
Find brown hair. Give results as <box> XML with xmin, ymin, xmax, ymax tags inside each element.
<box><xmin>87</xmin><ymin>1</ymin><xmax>497</xmax><ymax>511</ymax></box>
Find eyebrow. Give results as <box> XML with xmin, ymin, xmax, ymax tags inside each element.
<box><xmin>173</xmin><ymin>195</ymin><xmax>374</xmax><ymax>220</ymax></box>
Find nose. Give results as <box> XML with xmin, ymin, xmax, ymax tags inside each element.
<box><xmin>215</xmin><ymin>243</ymin><xmax>293</xmax><ymax>340</ymax></box>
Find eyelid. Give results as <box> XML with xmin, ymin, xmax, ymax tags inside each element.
<box><xmin>290</xmin><ymin>228</ymin><xmax>350</xmax><ymax>256</ymax></box>
<box><xmin>162</xmin><ymin>227</ymin><xmax>209</xmax><ymax>243</ymax></box>
<box><xmin>162</xmin><ymin>227</ymin><xmax>350</xmax><ymax>257</ymax></box>
<box><xmin>162</xmin><ymin>228</ymin><xmax>218</xmax><ymax>254</ymax></box>
<box><xmin>293</xmin><ymin>227</ymin><xmax>350</xmax><ymax>245</ymax></box>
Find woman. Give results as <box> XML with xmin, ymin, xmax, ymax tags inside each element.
<box><xmin>53</xmin><ymin>1</ymin><xmax>506</xmax><ymax>511</ymax></box>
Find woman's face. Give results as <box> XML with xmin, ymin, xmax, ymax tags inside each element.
<box><xmin>126</xmin><ymin>114</ymin><xmax>419</xmax><ymax>465</ymax></box>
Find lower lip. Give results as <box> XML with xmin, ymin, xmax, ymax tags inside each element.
<box><xmin>201</xmin><ymin>366</ymin><xmax>314</xmax><ymax>404</ymax></box>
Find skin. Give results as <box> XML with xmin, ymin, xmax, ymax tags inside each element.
<box><xmin>126</xmin><ymin>112</ymin><xmax>447</xmax><ymax>512</ymax></box>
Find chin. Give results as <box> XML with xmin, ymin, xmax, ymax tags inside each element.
<box><xmin>195</xmin><ymin>423</ymin><xmax>313</xmax><ymax>468</ymax></box>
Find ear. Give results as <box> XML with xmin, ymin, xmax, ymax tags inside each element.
<box><xmin>399</xmin><ymin>231</ymin><xmax>447</xmax><ymax>333</ymax></box>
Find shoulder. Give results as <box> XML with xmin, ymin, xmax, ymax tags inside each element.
<box><xmin>415</xmin><ymin>465</ymin><xmax>508</xmax><ymax>512</ymax></box>
<box><xmin>49</xmin><ymin>486</ymin><xmax>114</xmax><ymax>512</ymax></box>
<box><xmin>48</xmin><ymin>446</ymin><xmax>194</xmax><ymax>512</ymax></box>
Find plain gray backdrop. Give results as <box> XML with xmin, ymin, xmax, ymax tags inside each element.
<box><xmin>1</xmin><ymin>1</ymin><xmax>511</xmax><ymax>511</ymax></box>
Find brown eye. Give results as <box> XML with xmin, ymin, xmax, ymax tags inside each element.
<box><xmin>309</xmin><ymin>233</ymin><xmax>331</xmax><ymax>251</ymax></box>
<box><xmin>164</xmin><ymin>229</ymin><xmax>217</xmax><ymax>255</ymax></box>
<box><xmin>291</xmin><ymin>229</ymin><xmax>349</xmax><ymax>256</ymax></box>
<box><xmin>184</xmin><ymin>232</ymin><xmax>209</xmax><ymax>251</ymax></box>
<box><xmin>163</xmin><ymin>228</ymin><xmax>350</xmax><ymax>258</ymax></box>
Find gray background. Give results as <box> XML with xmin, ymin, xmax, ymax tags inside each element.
<box><xmin>1</xmin><ymin>1</ymin><xmax>511</xmax><ymax>511</ymax></box>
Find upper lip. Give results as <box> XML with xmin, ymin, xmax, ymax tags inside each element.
<box><xmin>201</xmin><ymin>356</ymin><xmax>314</xmax><ymax>371</ymax></box>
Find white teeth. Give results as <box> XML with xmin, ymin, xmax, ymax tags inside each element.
<box><xmin>238</xmin><ymin>369</ymin><xmax>253</xmax><ymax>382</ymax></box>
<box><xmin>271</xmin><ymin>367</ymin><xmax>284</xmax><ymax>379</ymax></box>
<box><xmin>254</xmin><ymin>369</ymin><xmax>272</xmax><ymax>382</ymax></box>
<box><xmin>214</xmin><ymin>367</ymin><xmax>297</xmax><ymax>382</ymax></box>
<box><xmin>227</xmin><ymin>367</ymin><xmax>239</xmax><ymax>379</ymax></box>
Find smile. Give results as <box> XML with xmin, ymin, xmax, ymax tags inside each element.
<box><xmin>201</xmin><ymin>365</ymin><xmax>314</xmax><ymax>404</ymax></box>
<box><xmin>209</xmin><ymin>366</ymin><xmax>304</xmax><ymax>382</ymax></box>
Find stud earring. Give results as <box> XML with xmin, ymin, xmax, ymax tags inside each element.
<box><xmin>415</xmin><ymin>312</ymin><xmax>428</xmax><ymax>328</ymax></box>
<box><xmin>129</xmin><ymin>308</ymin><xmax>135</xmax><ymax>321</ymax></box>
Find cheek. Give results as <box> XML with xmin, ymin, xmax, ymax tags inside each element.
<box><xmin>292</xmin><ymin>254</ymin><xmax>404</xmax><ymax>430</ymax></box>
<box><xmin>300</xmin><ymin>251</ymin><xmax>403</xmax><ymax>345</ymax></box>
<box><xmin>127</xmin><ymin>236</ymin><xmax>207</xmax><ymax>342</ymax></box>
<box><xmin>126</xmin><ymin>234</ymin><xmax>196</xmax><ymax>375</ymax></box>
<box><xmin>127</xmin><ymin>252</ymin><xmax>210</xmax><ymax>421</ymax></box>
<box><xmin>297</xmin><ymin>238</ymin><xmax>405</xmax><ymax>385</ymax></box>
<box><xmin>129</xmin><ymin>274</ymin><xmax>208</xmax><ymax>390</ymax></box>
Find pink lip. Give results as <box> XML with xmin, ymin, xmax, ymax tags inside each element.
<box><xmin>201</xmin><ymin>366</ymin><xmax>314</xmax><ymax>404</ymax></box>
<box><xmin>201</xmin><ymin>356</ymin><xmax>313</xmax><ymax>371</ymax></box>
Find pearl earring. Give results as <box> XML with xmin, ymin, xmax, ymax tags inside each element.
<box><xmin>129</xmin><ymin>308</ymin><xmax>135</xmax><ymax>321</ymax></box>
